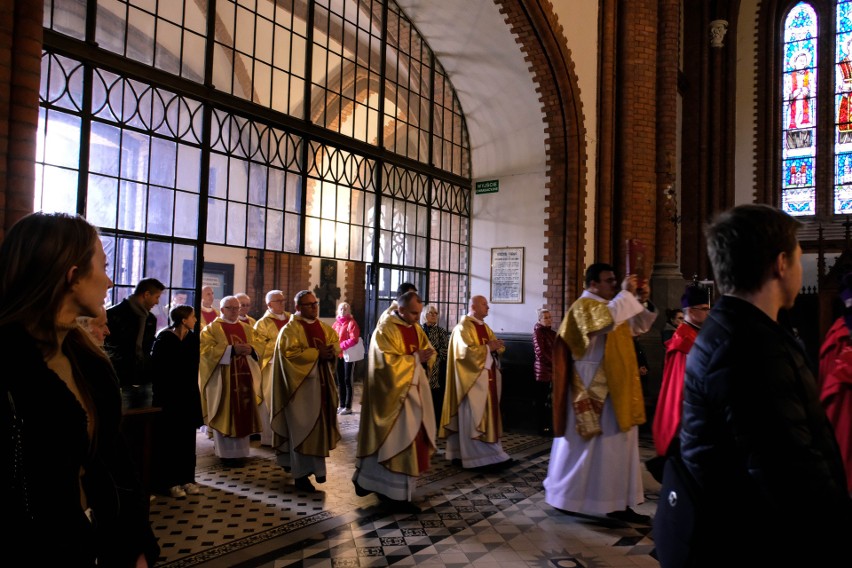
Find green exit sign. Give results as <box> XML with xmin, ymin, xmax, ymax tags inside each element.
<box><xmin>475</xmin><ymin>179</ymin><xmax>499</xmax><ymax>194</ymax></box>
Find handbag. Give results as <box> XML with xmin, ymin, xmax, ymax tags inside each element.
<box><xmin>343</xmin><ymin>337</ymin><xmax>365</xmax><ymax>362</ymax></box>
<box><xmin>653</xmin><ymin>453</ymin><xmax>702</xmax><ymax>568</ymax></box>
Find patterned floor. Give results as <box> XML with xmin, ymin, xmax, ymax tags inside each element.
<box><xmin>149</xmin><ymin>392</ymin><xmax>661</xmax><ymax>568</ymax></box>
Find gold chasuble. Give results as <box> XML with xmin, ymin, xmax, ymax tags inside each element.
<box><xmin>271</xmin><ymin>315</ymin><xmax>340</xmax><ymax>457</ymax></box>
<box><xmin>552</xmin><ymin>297</ymin><xmax>645</xmax><ymax>439</ymax></box>
<box><xmin>440</xmin><ymin>315</ymin><xmax>506</xmax><ymax>443</ymax></box>
<box><xmin>199</xmin><ymin>318</ymin><xmax>264</xmax><ymax>437</ymax></box>
<box><xmin>357</xmin><ymin>313</ymin><xmax>437</xmax><ymax>476</ymax></box>
<box><xmin>254</xmin><ymin>310</ymin><xmax>291</xmax><ymax>406</ymax></box>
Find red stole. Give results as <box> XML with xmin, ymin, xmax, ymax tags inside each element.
<box><xmin>273</xmin><ymin>316</ymin><xmax>288</xmax><ymax>331</ymax></box>
<box><xmin>220</xmin><ymin>321</ymin><xmax>256</xmax><ymax>437</ymax></box>
<box><xmin>394</xmin><ymin>319</ymin><xmax>431</xmax><ymax>470</ymax></box>
<box><xmin>201</xmin><ymin>308</ymin><xmax>217</xmax><ymax>326</ymax></box>
<box><xmin>472</xmin><ymin>321</ymin><xmax>501</xmax><ymax>435</ymax></box>
<box><xmin>298</xmin><ymin>319</ymin><xmax>332</xmax><ymax>435</ymax></box>
<box><xmin>394</xmin><ymin>321</ymin><xmax>419</xmax><ymax>354</ymax></box>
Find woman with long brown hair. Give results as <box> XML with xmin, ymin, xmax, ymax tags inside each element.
<box><xmin>0</xmin><ymin>212</ymin><xmax>159</xmax><ymax>567</ymax></box>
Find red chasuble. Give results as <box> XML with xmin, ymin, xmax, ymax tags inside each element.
<box><xmin>472</xmin><ymin>321</ymin><xmax>501</xmax><ymax>438</ymax></box>
<box><xmin>219</xmin><ymin>321</ymin><xmax>257</xmax><ymax>437</ymax></box>
<box><xmin>273</xmin><ymin>316</ymin><xmax>288</xmax><ymax>331</ymax></box>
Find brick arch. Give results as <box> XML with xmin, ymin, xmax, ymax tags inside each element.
<box><xmin>495</xmin><ymin>0</ymin><xmax>587</xmax><ymax>319</ymax></box>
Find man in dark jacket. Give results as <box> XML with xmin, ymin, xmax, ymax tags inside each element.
<box><xmin>105</xmin><ymin>277</ymin><xmax>165</xmax><ymax>409</ymax></box>
<box><xmin>669</xmin><ymin>204</ymin><xmax>852</xmax><ymax>566</ymax></box>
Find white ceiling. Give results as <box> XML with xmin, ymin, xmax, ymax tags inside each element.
<box><xmin>394</xmin><ymin>0</ymin><xmax>547</xmax><ymax>180</ymax></box>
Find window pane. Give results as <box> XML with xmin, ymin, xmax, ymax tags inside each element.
<box><xmin>174</xmin><ymin>191</ymin><xmax>199</xmax><ymax>238</ymax></box>
<box><xmin>147</xmin><ymin>185</ymin><xmax>175</xmax><ymax>235</ymax></box>
<box><xmin>87</xmin><ymin>174</ymin><xmax>119</xmax><ymax>228</ymax></box>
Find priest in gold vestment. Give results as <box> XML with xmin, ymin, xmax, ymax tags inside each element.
<box><xmin>353</xmin><ymin>291</ymin><xmax>436</xmax><ymax>512</ymax></box>
<box><xmin>254</xmin><ymin>289</ymin><xmax>291</xmax><ymax>446</ymax></box>
<box><xmin>439</xmin><ymin>295</ymin><xmax>513</xmax><ymax>470</ymax></box>
<box><xmin>271</xmin><ymin>290</ymin><xmax>341</xmax><ymax>493</ymax></box>
<box><xmin>199</xmin><ymin>295</ymin><xmax>264</xmax><ymax>461</ymax></box>
<box><xmin>543</xmin><ymin>263</ymin><xmax>656</xmax><ymax>524</ymax></box>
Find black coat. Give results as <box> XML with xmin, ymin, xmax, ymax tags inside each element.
<box><xmin>105</xmin><ymin>298</ymin><xmax>158</xmax><ymax>388</ymax></box>
<box><xmin>151</xmin><ymin>328</ymin><xmax>203</xmax><ymax>427</ymax></box>
<box><xmin>678</xmin><ymin>295</ymin><xmax>851</xmax><ymax>566</ymax></box>
<box><xmin>0</xmin><ymin>323</ymin><xmax>159</xmax><ymax>567</ymax></box>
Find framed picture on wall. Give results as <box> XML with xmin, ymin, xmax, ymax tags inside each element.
<box><xmin>490</xmin><ymin>247</ymin><xmax>524</xmax><ymax>303</ymax></box>
<box><xmin>203</xmin><ymin>262</ymin><xmax>234</xmax><ymax>301</ymax></box>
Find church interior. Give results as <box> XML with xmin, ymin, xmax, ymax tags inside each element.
<box><xmin>1</xmin><ymin>0</ymin><xmax>851</xmax><ymax>565</ymax></box>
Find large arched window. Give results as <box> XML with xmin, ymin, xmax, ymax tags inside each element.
<box><xmin>778</xmin><ymin>0</ymin><xmax>852</xmax><ymax>217</ymax></box>
<box><xmin>37</xmin><ymin>0</ymin><xmax>471</xmax><ymax>328</ymax></box>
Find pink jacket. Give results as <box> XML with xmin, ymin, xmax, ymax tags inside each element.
<box><xmin>332</xmin><ymin>315</ymin><xmax>361</xmax><ymax>358</ymax></box>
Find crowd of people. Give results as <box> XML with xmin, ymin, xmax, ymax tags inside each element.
<box><xmin>4</xmin><ymin>204</ymin><xmax>852</xmax><ymax>567</ymax></box>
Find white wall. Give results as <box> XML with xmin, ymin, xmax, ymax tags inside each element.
<box><xmin>551</xmin><ymin>0</ymin><xmax>598</xmax><ymax>268</ymax></box>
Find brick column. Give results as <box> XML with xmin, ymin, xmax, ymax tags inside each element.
<box><xmin>0</xmin><ymin>0</ymin><xmax>43</xmax><ymax>237</ymax></box>
<box><xmin>612</xmin><ymin>0</ymin><xmax>658</xmax><ymax>275</ymax></box>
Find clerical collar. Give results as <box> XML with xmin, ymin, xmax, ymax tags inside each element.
<box><xmin>298</xmin><ymin>314</ymin><xmax>316</xmax><ymax>323</ymax></box>
<box><xmin>201</xmin><ymin>305</ymin><xmax>216</xmax><ymax>312</ymax></box>
<box><xmin>221</xmin><ymin>316</ymin><xmax>239</xmax><ymax>324</ymax></box>
<box><xmin>271</xmin><ymin>311</ymin><xmax>288</xmax><ymax>320</ymax></box>
<box><xmin>467</xmin><ymin>314</ymin><xmax>484</xmax><ymax>324</ymax></box>
<box><xmin>393</xmin><ymin>311</ymin><xmax>412</xmax><ymax>325</ymax></box>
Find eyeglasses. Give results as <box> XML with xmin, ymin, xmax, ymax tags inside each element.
<box><xmin>299</xmin><ymin>302</ymin><xmax>319</xmax><ymax>308</ymax></box>
<box><xmin>268</xmin><ymin>299</ymin><xmax>284</xmax><ymax>304</ymax></box>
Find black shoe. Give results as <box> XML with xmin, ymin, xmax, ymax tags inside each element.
<box><xmin>477</xmin><ymin>458</ymin><xmax>516</xmax><ymax>473</ymax></box>
<box><xmin>451</xmin><ymin>458</ymin><xmax>463</xmax><ymax>467</ymax></box>
<box><xmin>606</xmin><ymin>507</ymin><xmax>651</xmax><ymax>524</ymax></box>
<box><xmin>353</xmin><ymin>479</ymin><xmax>372</xmax><ymax>497</ymax></box>
<box><xmin>380</xmin><ymin>497</ymin><xmax>421</xmax><ymax>514</ymax></box>
<box><xmin>294</xmin><ymin>476</ymin><xmax>317</xmax><ymax>493</ymax></box>
<box><xmin>315</xmin><ymin>475</ymin><xmax>327</xmax><ymax>484</ymax></box>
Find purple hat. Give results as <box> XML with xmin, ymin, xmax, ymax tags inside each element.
<box><xmin>681</xmin><ymin>284</ymin><xmax>709</xmax><ymax>309</ymax></box>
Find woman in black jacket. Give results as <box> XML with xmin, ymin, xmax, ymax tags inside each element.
<box><xmin>0</xmin><ymin>212</ymin><xmax>159</xmax><ymax>567</ymax></box>
<box><xmin>151</xmin><ymin>304</ymin><xmax>203</xmax><ymax>498</ymax></box>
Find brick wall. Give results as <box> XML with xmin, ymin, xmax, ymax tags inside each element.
<box><xmin>0</xmin><ymin>0</ymin><xmax>42</xmax><ymax>238</ymax></box>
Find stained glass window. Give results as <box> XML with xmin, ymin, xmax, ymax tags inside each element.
<box><xmin>782</xmin><ymin>3</ymin><xmax>818</xmax><ymax>216</ymax></box>
<box><xmin>779</xmin><ymin>1</ymin><xmax>852</xmax><ymax>216</ymax></box>
<box><xmin>835</xmin><ymin>0</ymin><xmax>852</xmax><ymax>212</ymax></box>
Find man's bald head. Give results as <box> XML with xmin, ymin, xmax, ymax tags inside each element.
<box><xmin>468</xmin><ymin>295</ymin><xmax>490</xmax><ymax>320</ymax></box>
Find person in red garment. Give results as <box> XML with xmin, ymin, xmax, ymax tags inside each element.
<box><xmin>652</xmin><ymin>283</ymin><xmax>710</xmax><ymax>461</ymax></box>
<box><xmin>818</xmin><ymin>275</ymin><xmax>852</xmax><ymax>494</ymax></box>
<box><xmin>818</xmin><ymin>273</ymin><xmax>852</xmax><ymax>389</ymax></box>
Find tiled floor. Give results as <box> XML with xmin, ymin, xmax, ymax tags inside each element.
<box><xmin>150</xmin><ymin>390</ymin><xmax>661</xmax><ymax>568</ymax></box>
